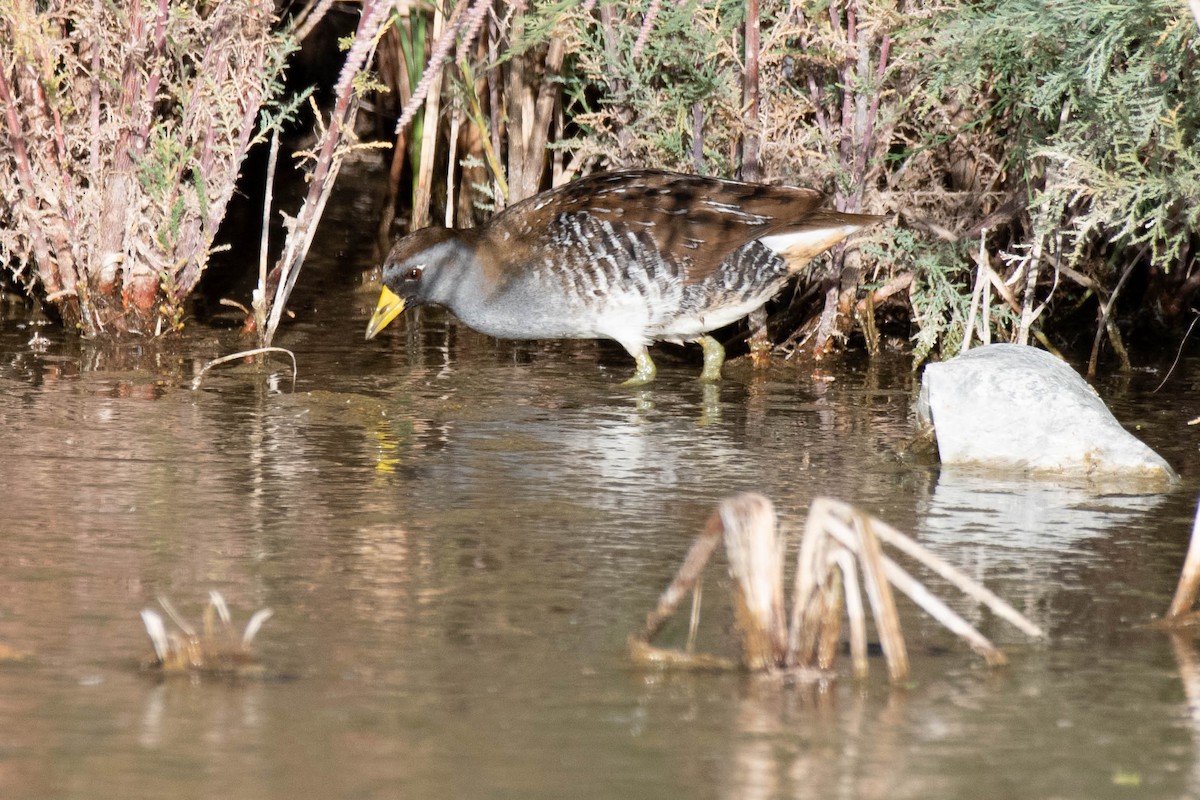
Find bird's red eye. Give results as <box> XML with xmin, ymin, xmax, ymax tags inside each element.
<box><xmin>406</xmin><ymin>267</ymin><xmax>423</xmax><ymax>281</ymax></box>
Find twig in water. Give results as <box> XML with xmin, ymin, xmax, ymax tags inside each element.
<box><xmin>191</xmin><ymin>347</ymin><xmax>298</xmax><ymax>391</ymax></box>
<box><xmin>260</xmin><ymin>0</ymin><xmax>395</xmax><ymax>347</ymax></box>
<box><xmin>1153</xmin><ymin>313</ymin><xmax>1199</xmax><ymax>393</ymax></box>
<box><xmin>1087</xmin><ymin>245</ymin><xmax>1144</xmax><ymax>378</ymax></box>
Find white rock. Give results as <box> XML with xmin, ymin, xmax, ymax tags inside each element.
<box><xmin>917</xmin><ymin>343</ymin><xmax>1178</xmax><ymax>487</ymax></box>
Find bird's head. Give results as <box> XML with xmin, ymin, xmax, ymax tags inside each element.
<box><xmin>365</xmin><ymin>226</ymin><xmax>477</xmax><ymax>340</ymax></box>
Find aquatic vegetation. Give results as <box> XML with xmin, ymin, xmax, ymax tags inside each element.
<box><xmin>632</xmin><ymin>493</ymin><xmax>1043</xmax><ymax>682</ymax></box>
<box><xmin>140</xmin><ymin>591</ymin><xmax>273</xmax><ymax>677</ymax></box>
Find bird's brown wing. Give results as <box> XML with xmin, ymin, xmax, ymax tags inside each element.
<box><xmin>486</xmin><ymin>170</ymin><xmax>880</xmax><ymax>283</ymax></box>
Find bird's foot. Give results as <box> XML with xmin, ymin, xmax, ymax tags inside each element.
<box><xmin>697</xmin><ymin>335</ymin><xmax>725</xmax><ymax>382</ymax></box>
<box><xmin>620</xmin><ymin>351</ymin><xmax>657</xmax><ymax>387</ymax></box>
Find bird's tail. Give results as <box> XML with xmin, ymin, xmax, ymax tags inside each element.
<box><xmin>758</xmin><ymin>210</ymin><xmax>888</xmax><ymax>272</ymax></box>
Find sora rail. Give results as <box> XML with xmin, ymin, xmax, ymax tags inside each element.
<box><xmin>366</xmin><ymin>169</ymin><xmax>883</xmax><ymax>385</ymax></box>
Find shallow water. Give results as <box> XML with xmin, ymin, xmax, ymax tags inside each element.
<box><xmin>2</xmin><ymin>206</ymin><xmax>1199</xmax><ymax>799</ymax></box>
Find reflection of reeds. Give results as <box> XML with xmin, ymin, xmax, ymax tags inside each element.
<box><xmin>632</xmin><ymin>493</ymin><xmax>1043</xmax><ymax>682</ymax></box>
<box><xmin>140</xmin><ymin>591</ymin><xmax>272</xmax><ymax>677</ymax></box>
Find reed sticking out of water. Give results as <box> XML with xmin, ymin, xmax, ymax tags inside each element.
<box><xmin>631</xmin><ymin>494</ymin><xmax>1044</xmax><ymax>682</ymax></box>
<box><xmin>254</xmin><ymin>0</ymin><xmax>394</xmax><ymax>348</ymax></box>
<box><xmin>1160</xmin><ymin>497</ymin><xmax>1200</xmax><ymax>626</ymax></box>
<box><xmin>140</xmin><ymin>591</ymin><xmax>273</xmax><ymax>677</ymax></box>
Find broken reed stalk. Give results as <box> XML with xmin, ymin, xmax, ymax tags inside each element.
<box><xmin>632</xmin><ymin>493</ymin><xmax>1044</xmax><ymax>682</ymax></box>
<box><xmin>411</xmin><ymin>0</ymin><xmax>449</xmax><ymax>230</ymax></box>
<box><xmin>848</xmin><ymin>508</ymin><xmax>910</xmax><ymax>680</ymax></box>
<box><xmin>629</xmin><ymin>510</ymin><xmax>739</xmax><ymax>670</ymax></box>
<box><xmin>721</xmin><ymin>493</ymin><xmax>787</xmax><ymax>669</ymax></box>
<box><xmin>741</xmin><ymin>0</ymin><xmax>761</xmax><ymax>181</ymax></box>
<box><xmin>254</xmin><ymin>129</ymin><xmax>282</xmax><ymax>336</ymax></box>
<box><xmin>1163</xmin><ymin>498</ymin><xmax>1200</xmax><ymax>623</ymax></box>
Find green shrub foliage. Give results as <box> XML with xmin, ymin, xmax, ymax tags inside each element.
<box><xmin>905</xmin><ymin>0</ymin><xmax>1200</xmax><ymax>358</ymax></box>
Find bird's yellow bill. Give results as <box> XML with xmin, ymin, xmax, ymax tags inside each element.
<box><xmin>365</xmin><ymin>286</ymin><xmax>406</xmax><ymax>340</ymax></box>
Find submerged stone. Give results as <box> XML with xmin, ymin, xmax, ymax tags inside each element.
<box><xmin>917</xmin><ymin>343</ymin><xmax>1178</xmax><ymax>487</ymax></box>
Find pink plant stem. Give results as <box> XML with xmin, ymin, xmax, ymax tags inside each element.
<box><xmin>89</xmin><ymin>0</ymin><xmax>102</xmax><ymax>176</ymax></box>
<box><xmin>854</xmin><ymin>33</ymin><xmax>890</xmax><ymax>185</ymax></box>
<box><xmin>741</xmin><ymin>0</ymin><xmax>760</xmax><ymax>180</ymax></box>
<box><xmin>455</xmin><ymin>0</ymin><xmax>492</xmax><ymax>61</ymax></box>
<box><xmin>0</xmin><ymin>67</ymin><xmax>64</xmax><ymax>296</ymax></box>
<box><xmin>135</xmin><ymin>0</ymin><xmax>171</xmax><ymax>151</ymax></box>
<box><xmin>834</xmin><ymin>3</ymin><xmax>855</xmax><ymax>211</ymax></box>
<box><xmin>631</xmin><ymin>0</ymin><xmax>662</xmax><ymax>62</ymax></box>
<box><xmin>394</xmin><ymin>0</ymin><xmax>472</xmax><ymax>137</ymax></box>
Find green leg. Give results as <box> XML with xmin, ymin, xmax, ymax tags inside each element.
<box><xmin>697</xmin><ymin>335</ymin><xmax>725</xmax><ymax>382</ymax></box>
<box><xmin>620</xmin><ymin>348</ymin><xmax>657</xmax><ymax>387</ymax></box>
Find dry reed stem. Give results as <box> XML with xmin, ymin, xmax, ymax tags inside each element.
<box><xmin>686</xmin><ymin>580</ymin><xmax>703</xmax><ymax>652</ymax></box>
<box><xmin>634</xmin><ymin>510</ymin><xmax>724</xmax><ymax>644</ymax></box>
<box><xmin>740</xmin><ymin>0</ymin><xmax>761</xmax><ymax>181</ymax></box>
<box><xmin>817</xmin><ymin>505</ymin><xmax>1020</xmax><ymax>667</ymax></box>
<box><xmin>722</xmin><ymin>494</ymin><xmax>787</xmax><ymax>670</ymax></box>
<box><xmin>1017</xmin><ymin>234</ymin><xmax>1044</xmax><ymax>345</ymax></box>
<box><xmin>815</xmin><ymin>566</ymin><xmax>844</xmax><ymax>670</ymax></box>
<box><xmin>858</xmin><ymin>510</ymin><xmax>1044</xmax><ymax>639</ymax></box>
<box><xmin>629</xmin><ymin>509</ymin><xmax>735</xmax><ymax>669</ymax></box>
<box><xmin>412</xmin><ymin>0</ymin><xmax>449</xmax><ymax>230</ymax></box>
<box><xmin>789</xmin><ymin>499</ymin><xmax>836</xmax><ymax>663</ymax></box>
<box><xmin>445</xmin><ymin>107</ymin><xmax>463</xmax><ymax>227</ymax></box>
<box><xmin>1166</xmin><ymin>499</ymin><xmax>1200</xmax><ymax>621</ymax></box>
<box><xmin>962</xmin><ymin>229</ymin><xmax>988</xmax><ymax>351</ymax></box>
<box><xmin>254</xmin><ymin>130</ymin><xmax>282</xmax><ymax>335</ymax></box>
<box><xmin>1087</xmin><ymin>252</ymin><xmax>1139</xmax><ymax>379</ymax></box>
<box><xmin>879</xmin><ymin>556</ymin><xmax>1007</xmax><ymax>666</ymax></box>
<box><xmin>504</xmin><ymin>13</ymin><xmax>566</xmax><ymax>202</ymax></box>
<box><xmin>846</xmin><ymin>509</ymin><xmax>910</xmax><ymax>682</ymax></box>
<box><xmin>830</xmin><ymin>548</ymin><xmax>868</xmax><ymax>677</ymax></box>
